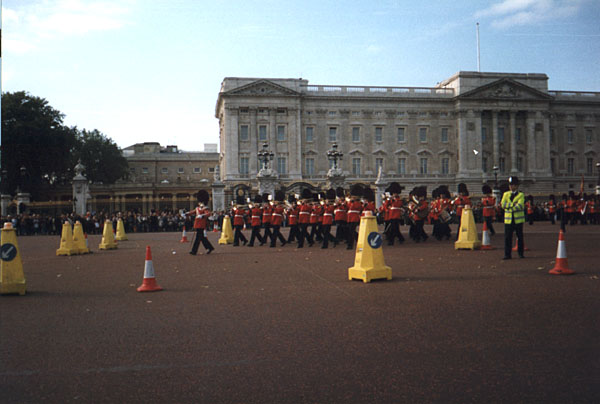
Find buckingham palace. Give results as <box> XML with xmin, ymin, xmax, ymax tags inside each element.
<box><xmin>215</xmin><ymin>71</ymin><xmax>600</xmax><ymax>200</ymax></box>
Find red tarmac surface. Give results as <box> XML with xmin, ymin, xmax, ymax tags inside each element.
<box><xmin>1</xmin><ymin>222</ymin><xmax>599</xmax><ymax>403</ymax></box>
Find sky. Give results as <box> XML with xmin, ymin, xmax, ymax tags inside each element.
<box><xmin>2</xmin><ymin>0</ymin><xmax>600</xmax><ymax>152</ymax></box>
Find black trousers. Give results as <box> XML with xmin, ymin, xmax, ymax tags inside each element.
<box><xmin>248</xmin><ymin>225</ymin><xmax>264</xmax><ymax>246</ymax></box>
<box><xmin>262</xmin><ymin>224</ymin><xmax>273</xmax><ymax>245</ymax></box>
<box><xmin>270</xmin><ymin>225</ymin><xmax>286</xmax><ymax>247</ymax></box>
<box><xmin>321</xmin><ymin>224</ymin><xmax>335</xmax><ymax>248</ymax></box>
<box><xmin>484</xmin><ymin>216</ymin><xmax>496</xmax><ymax>235</ymax></box>
<box><xmin>388</xmin><ymin>219</ymin><xmax>405</xmax><ymax>244</ymax></box>
<box><xmin>191</xmin><ymin>228</ymin><xmax>213</xmax><ymax>254</ymax></box>
<box><xmin>504</xmin><ymin>221</ymin><xmax>524</xmax><ymax>258</ymax></box>
<box><xmin>287</xmin><ymin>224</ymin><xmax>298</xmax><ymax>243</ymax></box>
<box><xmin>233</xmin><ymin>225</ymin><xmax>247</xmax><ymax>245</ymax></box>
<box><xmin>346</xmin><ymin>222</ymin><xmax>359</xmax><ymax>249</ymax></box>
<box><xmin>334</xmin><ymin>221</ymin><xmax>346</xmax><ymax>244</ymax></box>
<box><xmin>297</xmin><ymin>223</ymin><xmax>312</xmax><ymax>247</ymax></box>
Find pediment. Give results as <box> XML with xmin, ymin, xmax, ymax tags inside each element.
<box><xmin>458</xmin><ymin>78</ymin><xmax>553</xmax><ymax>101</ymax></box>
<box><xmin>225</xmin><ymin>80</ymin><xmax>300</xmax><ymax>96</ymax></box>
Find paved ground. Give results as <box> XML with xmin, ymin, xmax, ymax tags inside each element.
<box><xmin>1</xmin><ymin>222</ymin><xmax>599</xmax><ymax>403</ymax></box>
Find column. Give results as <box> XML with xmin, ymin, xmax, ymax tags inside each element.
<box><xmin>542</xmin><ymin>112</ymin><xmax>552</xmax><ymax>175</ymax></box>
<box><xmin>269</xmin><ymin>108</ymin><xmax>277</xmax><ymax>171</ymax></box>
<box><xmin>249</xmin><ymin>108</ymin><xmax>258</xmax><ymax>175</ymax></box>
<box><xmin>225</xmin><ymin>107</ymin><xmax>239</xmax><ymax>180</ymax></box>
<box><xmin>172</xmin><ymin>195</ymin><xmax>177</xmax><ymax>211</ymax></box>
<box><xmin>457</xmin><ymin>110</ymin><xmax>468</xmax><ymax>176</ymax></box>
<box><xmin>510</xmin><ymin>111</ymin><xmax>518</xmax><ymax>173</ymax></box>
<box><xmin>526</xmin><ymin>111</ymin><xmax>536</xmax><ymax>175</ymax></box>
<box><xmin>474</xmin><ymin>110</ymin><xmax>482</xmax><ymax>172</ymax></box>
<box><xmin>492</xmin><ymin>111</ymin><xmax>499</xmax><ymax>168</ymax></box>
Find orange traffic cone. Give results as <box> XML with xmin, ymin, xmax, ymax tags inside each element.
<box><xmin>512</xmin><ymin>239</ymin><xmax>530</xmax><ymax>252</ymax></box>
<box><xmin>480</xmin><ymin>221</ymin><xmax>495</xmax><ymax>250</ymax></box>
<box><xmin>137</xmin><ymin>246</ymin><xmax>163</xmax><ymax>292</ymax></box>
<box><xmin>180</xmin><ymin>228</ymin><xmax>189</xmax><ymax>243</ymax></box>
<box><xmin>549</xmin><ymin>230</ymin><xmax>575</xmax><ymax>275</ymax></box>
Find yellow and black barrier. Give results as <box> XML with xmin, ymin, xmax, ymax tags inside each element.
<box><xmin>99</xmin><ymin>220</ymin><xmax>118</xmax><ymax>250</ymax></box>
<box><xmin>218</xmin><ymin>215</ymin><xmax>234</xmax><ymax>245</ymax></box>
<box><xmin>454</xmin><ymin>206</ymin><xmax>481</xmax><ymax>250</ymax></box>
<box><xmin>348</xmin><ymin>212</ymin><xmax>392</xmax><ymax>283</ymax></box>
<box><xmin>1</xmin><ymin>223</ymin><xmax>26</xmax><ymax>295</ymax></box>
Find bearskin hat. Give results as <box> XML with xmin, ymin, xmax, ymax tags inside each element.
<box><xmin>527</xmin><ymin>195</ymin><xmax>533</xmax><ymax>201</ymax></box>
<box><xmin>363</xmin><ymin>187</ymin><xmax>375</xmax><ymax>202</ymax></box>
<box><xmin>388</xmin><ymin>182</ymin><xmax>404</xmax><ymax>195</ymax></box>
<box><xmin>562</xmin><ymin>193</ymin><xmax>568</xmax><ymax>200</ymax></box>
<box><xmin>197</xmin><ymin>189</ymin><xmax>210</xmax><ymax>205</ymax></box>
<box><xmin>326</xmin><ymin>188</ymin><xmax>336</xmax><ymax>201</ymax></box>
<box><xmin>335</xmin><ymin>187</ymin><xmax>346</xmax><ymax>198</ymax></box>
<box><xmin>275</xmin><ymin>190</ymin><xmax>285</xmax><ymax>202</ymax></box>
<box><xmin>301</xmin><ymin>188</ymin><xmax>313</xmax><ymax>201</ymax></box>
<box><xmin>350</xmin><ymin>183</ymin><xmax>364</xmax><ymax>197</ymax></box>
<box><xmin>438</xmin><ymin>185</ymin><xmax>450</xmax><ymax>199</ymax></box>
<box><xmin>568</xmin><ymin>190</ymin><xmax>575</xmax><ymax>198</ymax></box>
<box><xmin>549</xmin><ymin>194</ymin><xmax>555</xmax><ymax>200</ymax></box>
<box><xmin>235</xmin><ymin>195</ymin><xmax>245</xmax><ymax>205</ymax></box>
<box><xmin>431</xmin><ymin>187</ymin><xmax>439</xmax><ymax>199</ymax></box>
<box><xmin>288</xmin><ymin>193</ymin><xmax>297</xmax><ymax>203</ymax></box>
<box><xmin>414</xmin><ymin>186</ymin><xmax>427</xmax><ymax>199</ymax></box>
<box><xmin>482</xmin><ymin>184</ymin><xmax>492</xmax><ymax>195</ymax></box>
<box><xmin>262</xmin><ymin>193</ymin><xmax>271</xmax><ymax>203</ymax></box>
<box><xmin>254</xmin><ymin>194</ymin><xmax>263</xmax><ymax>204</ymax></box>
<box><xmin>458</xmin><ymin>183</ymin><xmax>469</xmax><ymax>196</ymax></box>
<box><xmin>312</xmin><ymin>192</ymin><xmax>320</xmax><ymax>202</ymax></box>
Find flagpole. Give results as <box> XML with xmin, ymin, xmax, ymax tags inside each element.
<box><xmin>476</xmin><ymin>23</ymin><xmax>481</xmax><ymax>72</ymax></box>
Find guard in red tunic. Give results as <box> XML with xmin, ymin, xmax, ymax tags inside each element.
<box><xmin>361</xmin><ymin>187</ymin><xmax>376</xmax><ymax>217</ymax></box>
<box><xmin>321</xmin><ymin>189</ymin><xmax>337</xmax><ymax>249</ymax></box>
<box><xmin>297</xmin><ymin>189</ymin><xmax>314</xmax><ymax>248</ymax></box>
<box><xmin>333</xmin><ymin>187</ymin><xmax>347</xmax><ymax>247</ymax></box>
<box><xmin>566</xmin><ymin>191</ymin><xmax>577</xmax><ymax>225</ymax></box>
<box><xmin>247</xmin><ymin>194</ymin><xmax>264</xmax><ymax>247</ymax></box>
<box><xmin>261</xmin><ymin>193</ymin><xmax>273</xmax><ymax>246</ymax></box>
<box><xmin>270</xmin><ymin>190</ymin><xmax>287</xmax><ymax>248</ymax></box>
<box><xmin>481</xmin><ymin>184</ymin><xmax>497</xmax><ymax>235</ymax></box>
<box><xmin>309</xmin><ymin>193</ymin><xmax>323</xmax><ymax>243</ymax></box>
<box><xmin>232</xmin><ymin>195</ymin><xmax>248</xmax><ymax>246</ymax></box>
<box><xmin>547</xmin><ymin>194</ymin><xmax>557</xmax><ymax>224</ymax></box>
<box><xmin>346</xmin><ymin>184</ymin><xmax>363</xmax><ymax>250</ymax></box>
<box><xmin>286</xmin><ymin>194</ymin><xmax>299</xmax><ymax>244</ymax></box>
<box><xmin>411</xmin><ymin>186</ymin><xmax>429</xmax><ymax>243</ymax></box>
<box><xmin>387</xmin><ymin>182</ymin><xmax>405</xmax><ymax>245</ymax></box>
<box><xmin>525</xmin><ymin>195</ymin><xmax>535</xmax><ymax>225</ymax></box>
<box><xmin>187</xmin><ymin>190</ymin><xmax>214</xmax><ymax>255</ymax></box>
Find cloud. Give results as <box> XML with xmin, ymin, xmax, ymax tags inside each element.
<box><xmin>474</xmin><ymin>0</ymin><xmax>585</xmax><ymax>29</ymax></box>
<box><xmin>2</xmin><ymin>0</ymin><xmax>136</xmax><ymax>54</ymax></box>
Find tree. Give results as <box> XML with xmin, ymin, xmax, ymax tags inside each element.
<box><xmin>75</xmin><ymin>129</ymin><xmax>129</xmax><ymax>184</ymax></box>
<box><xmin>1</xmin><ymin>91</ymin><xmax>129</xmax><ymax>198</ymax></box>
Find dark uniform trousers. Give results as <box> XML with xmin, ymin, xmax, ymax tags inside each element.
<box><xmin>504</xmin><ymin>220</ymin><xmax>524</xmax><ymax>258</ymax></box>
<box><xmin>191</xmin><ymin>228</ymin><xmax>213</xmax><ymax>254</ymax></box>
<box><xmin>233</xmin><ymin>225</ymin><xmax>247</xmax><ymax>246</ymax></box>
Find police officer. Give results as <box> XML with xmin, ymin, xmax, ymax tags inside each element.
<box><xmin>501</xmin><ymin>176</ymin><xmax>525</xmax><ymax>259</ymax></box>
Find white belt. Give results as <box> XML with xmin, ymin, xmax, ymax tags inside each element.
<box><xmin>324</xmin><ymin>213</ymin><xmax>333</xmax><ymax>216</ymax></box>
<box><xmin>300</xmin><ymin>212</ymin><xmax>310</xmax><ymax>215</ymax></box>
<box><xmin>235</xmin><ymin>215</ymin><xmax>243</xmax><ymax>218</ymax></box>
<box><xmin>348</xmin><ymin>210</ymin><xmax>360</xmax><ymax>214</ymax></box>
<box><xmin>272</xmin><ymin>213</ymin><xmax>282</xmax><ymax>217</ymax></box>
<box><xmin>252</xmin><ymin>216</ymin><xmax>260</xmax><ymax>219</ymax></box>
<box><xmin>390</xmin><ymin>207</ymin><xmax>402</xmax><ymax>210</ymax></box>
<box><xmin>289</xmin><ymin>215</ymin><xmax>297</xmax><ymax>218</ymax></box>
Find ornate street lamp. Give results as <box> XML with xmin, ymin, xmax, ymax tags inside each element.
<box><xmin>327</xmin><ymin>143</ymin><xmax>343</xmax><ymax>170</ymax></box>
<box><xmin>492</xmin><ymin>165</ymin><xmax>499</xmax><ymax>190</ymax></box>
<box><xmin>257</xmin><ymin>143</ymin><xmax>274</xmax><ymax>170</ymax></box>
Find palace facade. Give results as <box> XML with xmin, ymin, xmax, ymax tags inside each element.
<box><xmin>215</xmin><ymin>71</ymin><xmax>600</xmax><ymax>200</ymax></box>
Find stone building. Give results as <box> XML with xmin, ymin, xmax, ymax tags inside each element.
<box><xmin>215</xmin><ymin>71</ymin><xmax>600</xmax><ymax>201</ymax></box>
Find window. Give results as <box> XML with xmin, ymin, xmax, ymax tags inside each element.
<box><xmin>277</xmin><ymin>108</ymin><xmax>286</xmax><ymax>114</ymax></box>
<box><xmin>550</xmin><ymin>158</ymin><xmax>555</xmax><ymax>174</ymax></box>
<box><xmin>586</xmin><ymin>129</ymin><xmax>593</xmax><ymax>144</ymax></box>
<box><xmin>481</xmin><ymin>127</ymin><xmax>487</xmax><ymax>143</ymax></box>
<box><xmin>499</xmin><ymin>157</ymin><xmax>506</xmax><ymax>173</ymax></box>
<box><xmin>441</xmin><ymin>127</ymin><xmax>449</xmax><ymax>143</ymax></box>
<box><xmin>397</xmin><ymin>127</ymin><xmax>405</xmax><ymax>143</ymax></box>
<box><xmin>352</xmin><ymin>111</ymin><xmax>360</xmax><ymax>117</ymax></box>
<box><xmin>305</xmin><ymin>158</ymin><xmax>315</xmax><ymax>175</ymax></box>
<box><xmin>352</xmin><ymin>158</ymin><xmax>361</xmax><ymax>175</ymax></box>
<box><xmin>419</xmin><ymin>127</ymin><xmax>427</xmax><ymax>142</ymax></box>
<box><xmin>329</xmin><ymin>127</ymin><xmax>337</xmax><ymax>142</ymax></box>
<box><xmin>375</xmin><ymin>158</ymin><xmax>384</xmax><ymax>174</ymax></box>
<box><xmin>259</xmin><ymin>125</ymin><xmax>267</xmax><ymax>141</ymax></box>
<box><xmin>516</xmin><ymin>128</ymin><xmax>522</xmax><ymax>143</ymax></box>
<box><xmin>142</xmin><ymin>167</ymin><xmax>149</xmax><ymax>174</ymax></box>
<box><xmin>240</xmin><ymin>157</ymin><xmax>249</xmax><ymax>175</ymax></box>
<box><xmin>161</xmin><ymin>168</ymin><xmax>168</xmax><ymax>174</ymax></box>
<box><xmin>306</xmin><ymin>127</ymin><xmax>314</xmax><ymax>142</ymax></box>
<box><xmin>587</xmin><ymin>158</ymin><xmax>593</xmax><ymax>175</ymax></box>
<box><xmin>208</xmin><ymin>167</ymin><xmax>215</xmax><ymax>173</ymax></box>
<box><xmin>550</xmin><ymin>128</ymin><xmax>555</xmax><ymax>144</ymax></box>
<box><xmin>277</xmin><ymin>125</ymin><xmax>285</xmax><ymax>141</ymax></box>
<box><xmin>442</xmin><ymin>158</ymin><xmax>449</xmax><ymax>174</ymax></box>
<box><xmin>482</xmin><ymin>156</ymin><xmax>488</xmax><ymax>173</ymax></box>
<box><xmin>419</xmin><ymin>158</ymin><xmax>428</xmax><ymax>174</ymax></box>
<box><xmin>397</xmin><ymin>158</ymin><xmax>406</xmax><ymax>174</ymax></box>
<box><xmin>375</xmin><ymin>127</ymin><xmax>383</xmax><ymax>142</ymax></box>
<box><xmin>240</xmin><ymin>108</ymin><xmax>249</xmax><ymax>114</ymax></box>
<box><xmin>352</xmin><ymin>127</ymin><xmax>360</xmax><ymax>142</ymax></box>
<box><xmin>567</xmin><ymin>158</ymin><xmax>574</xmax><ymax>175</ymax></box>
<box><xmin>177</xmin><ymin>168</ymin><xmax>184</xmax><ymax>174</ymax></box>
<box><xmin>240</xmin><ymin>125</ymin><xmax>249</xmax><ymax>141</ymax></box>
<box><xmin>517</xmin><ymin>157</ymin><xmax>523</xmax><ymax>172</ymax></box>
<box><xmin>498</xmin><ymin>127</ymin><xmax>505</xmax><ymax>143</ymax></box>
<box><xmin>193</xmin><ymin>167</ymin><xmax>201</xmax><ymax>174</ymax></box>
<box><xmin>277</xmin><ymin>157</ymin><xmax>287</xmax><ymax>174</ymax></box>
<box><xmin>567</xmin><ymin>128</ymin><xmax>574</xmax><ymax>144</ymax></box>
<box><xmin>328</xmin><ymin>110</ymin><xmax>336</xmax><ymax>116</ymax></box>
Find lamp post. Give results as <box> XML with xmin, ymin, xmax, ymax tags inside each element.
<box><xmin>327</xmin><ymin>143</ymin><xmax>343</xmax><ymax>170</ymax></box>
<box><xmin>492</xmin><ymin>165</ymin><xmax>501</xmax><ymax>207</ymax></box>
<box><xmin>257</xmin><ymin>143</ymin><xmax>274</xmax><ymax>170</ymax></box>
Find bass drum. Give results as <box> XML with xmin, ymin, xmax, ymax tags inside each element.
<box><xmin>439</xmin><ymin>209</ymin><xmax>451</xmax><ymax>223</ymax></box>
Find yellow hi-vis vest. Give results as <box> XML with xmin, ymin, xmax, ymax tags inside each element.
<box><xmin>501</xmin><ymin>191</ymin><xmax>525</xmax><ymax>224</ymax></box>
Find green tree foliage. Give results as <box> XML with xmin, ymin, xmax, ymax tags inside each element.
<box><xmin>1</xmin><ymin>91</ymin><xmax>129</xmax><ymax>198</ymax></box>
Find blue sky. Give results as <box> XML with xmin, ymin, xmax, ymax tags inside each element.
<box><xmin>3</xmin><ymin>0</ymin><xmax>599</xmax><ymax>151</ymax></box>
